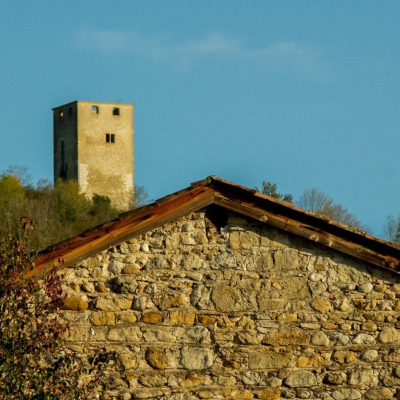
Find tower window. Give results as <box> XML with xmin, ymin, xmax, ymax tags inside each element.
<box><xmin>68</xmin><ymin>107</ymin><xmax>72</xmax><ymax>116</ymax></box>
<box><xmin>112</xmin><ymin>107</ymin><xmax>120</xmax><ymax>116</ymax></box>
<box><xmin>106</xmin><ymin>133</ymin><xmax>116</xmax><ymax>143</ymax></box>
<box><xmin>59</xmin><ymin>110</ymin><xmax>64</xmax><ymax>118</ymax></box>
<box><xmin>92</xmin><ymin>106</ymin><xmax>99</xmax><ymax>114</ymax></box>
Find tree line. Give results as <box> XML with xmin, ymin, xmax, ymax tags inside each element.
<box><xmin>256</xmin><ymin>180</ymin><xmax>400</xmax><ymax>244</ymax></box>
<box><xmin>1</xmin><ymin>167</ymin><xmax>399</xmax><ymax>250</ymax></box>
<box><xmin>0</xmin><ymin>166</ymin><xmax>149</xmax><ymax>251</ymax></box>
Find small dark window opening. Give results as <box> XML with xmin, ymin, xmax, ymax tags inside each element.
<box><xmin>205</xmin><ymin>205</ymin><xmax>229</xmax><ymax>240</ymax></box>
<box><xmin>106</xmin><ymin>133</ymin><xmax>116</xmax><ymax>143</ymax></box>
<box><xmin>68</xmin><ymin>107</ymin><xmax>72</xmax><ymax>116</ymax></box>
<box><xmin>59</xmin><ymin>110</ymin><xmax>64</xmax><ymax>118</ymax></box>
<box><xmin>112</xmin><ymin>107</ymin><xmax>120</xmax><ymax>116</ymax></box>
<box><xmin>92</xmin><ymin>106</ymin><xmax>99</xmax><ymax>114</ymax></box>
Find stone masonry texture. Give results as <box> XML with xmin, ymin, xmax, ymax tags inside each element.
<box><xmin>61</xmin><ymin>208</ymin><xmax>400</xmax><ymax>399</ymax></box>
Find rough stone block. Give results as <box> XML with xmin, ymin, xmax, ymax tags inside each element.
<box><xmin>258</xmin><ymin>298</ymin><xmax>286</xmax><ymax>312</ymax></box>
<box><xmin>378</xmin><ymin>327</ymin><xmax>399</xmax><ymax>343</ymax></box>
<box><xmin>145</xmin><ymin>348</ymin><xmax>168</xmax><ymax>370</ymax></box>
<box><xmin>118</xmin><ymin>312</ymin><xmax>137</xmax><ymax>324</ymax></box>
<box><xmin>249</xmin><ymin>350</ymin><xmax>291</xmax><ymax>369</ymax></box>
<box><xmin>284</xmin><ymin>371</ymin><xmax>317</xmax><ymax>387</ymax></box>
<box><xmin>155</xmin><ymin>293</ymin><xmax>188</xmax><ymax>310</ymax></box>
<box><xmin>90</xmin><ymin>312</ymin><xmax>116</xmax><ymax>326</ymax></box>
<box><xmin>120</xmin><ymin>353</ymin><xmax>137</xmax><ymax>369</ymax></box>
<box><xmin>332</xmin><ymin>350</ymin><xmax>356</xmax><ymax>364</ymax></box>
<box><xmin>310</xmin><ymin>298</ymin><xmax>332</xmax><ymax>313</ymax></box>
<box><xmin>257</xmin><ymin>389</ymin><xmax>280</xmax><ymax>399</ymax></box>
<box><xmin>179</xmin><ymin>374</ymin><xmax>205</xmax><ymax>388</ymax></box>
<box><xmin>364</xmin><ymin>388</ymin><xmax>393</xmax><ymax>400</ymax></box>
<box><xmin>107</xmin><ymin>326</ymin><xmax>142</xmax><ymax>342</ymax></box>
<box><xmin>311</xmin><ymin>331</ymin><xmax>330</xmax><ymax>346</ymax></box>
<box><xmin>280</xmin><ymin>277</ymin><xmax>311</xmax><ymax>300</ymax></box>
<box><xmin>211</xmin><ymin>284</ymin><xmax>240</xmax><ymax>312</ymax></box>
<box><xmin>169</xmin><ymin>311</ymin><xmax>196</xmax><ymax>325</ymax></box>
<box><xmin>181</xmin><ymin>346</ymin><xmax>214</xmax><ymax>370</ymax></box>
<box><xmin>63</xmin><ymin>296</ymin><xmax>89</xmax><ymax>311</ymax></box>
<box><xmin>122</xmin><ymin>264</ymin><xmax>141</xmax><ymax>274</ymax></box>
<box><xmin>197</xmin><ymin>315</ymin><xmax>216</xmax><ymax>326</ymax></box>
<box><xmin>262</xmin><ymin>325</ymin><xmax>310</xmax><ymax>346</ymax></box>
<box><xmin>141</xmin><ymin>312</ymin><xmax>163</xmax><ymax>324</ymax></box>
<box><xmin>274</xmin><ymin>249</ymin><xmax>299</xmax><ymax>270</ymax></box>
<box><xmin>111</xmin><ymin>276</ymin><xmax>138</xmax><ymax>294</ymax></box>
<box><xmin>95</xmin><ymin>297</ymin><xmax>132</xmax><ymax>311</ymax></box>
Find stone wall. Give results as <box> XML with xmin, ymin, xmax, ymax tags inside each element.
<box><xmin>62</xmin><ymin>208</ymin><xmax>400</xmax><ymax>399</ymax></box>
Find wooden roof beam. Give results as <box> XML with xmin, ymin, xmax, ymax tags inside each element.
<box><xmin>27</xmin><ymin>186</ymin><xmax>215</xmax><ymax>278</ymax></box>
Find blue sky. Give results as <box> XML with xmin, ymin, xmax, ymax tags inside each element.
<box><xmin>1</xmin><ymin>1</ymin><xmax>400</xmax><ymax>235</ymax></box>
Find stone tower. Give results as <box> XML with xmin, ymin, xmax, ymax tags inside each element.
<box><xmin>53</xmin><ymin>100</ymin><xmax>134</xmax><ymax>211</ymax></box>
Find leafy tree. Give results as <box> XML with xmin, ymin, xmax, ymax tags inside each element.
<box><xmin>54</xmin><ymin>180</ymin><xmax>92</xmax><ymax>227</ymax></box>
<box><xmin>0</xmin><ymin>174</ymin><xmax>25</xmax><ymax>205</ymax></box>
<box><xmin>0</xmin><ymin>223</ymin><xmax>117</xmax><ymax>399</ymax></box>
<box><xmin>93</xmin><ymin>193</ymin><xmax>112</xmax><ymax>208</ymax></box>
<box><xmin>255</xmin><ymin>181</ymin><xmax>293</xmax><ymax>203</ymax></box>
<box><xmin>92</xmin><ymin>193</ymin><xmax>119</xmax><ymax>223</ymax></box>
<box><xmin>297</xmin><ymin>187</ymin><xmax>365</xmax><ymax>230</ymax></box>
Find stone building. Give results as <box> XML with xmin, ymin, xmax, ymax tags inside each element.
<box><xmin>29</xmin><ymin>176</ymin><xmax>400</xmax><ymax>399</ymax></box>
<box><xmin>53</xmin><ymin>100</ymin><xmax>134</xmax><ymax>211</ymax></box>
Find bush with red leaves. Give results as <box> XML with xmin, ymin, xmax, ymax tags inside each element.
<box><xmin>0</xmin><ymin>221</ymin><xmax>118</xmax><ymax>399</ymax></box>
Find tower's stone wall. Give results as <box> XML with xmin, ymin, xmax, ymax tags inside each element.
<box><xmin>61</xmin><ymin>209</ymin><xmax>400</xmax><ymax>399</ymax></box>
<box><xmin>53</xmin><ymin>101</ymin><xmax>134</xmax><ymax>211</ymax></box>
<box><xmin>53</xmin><ymin>102</ymin><xmax>78</xmax><ymax>183</ymax></box>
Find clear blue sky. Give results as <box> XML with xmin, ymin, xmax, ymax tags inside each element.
<box><xmin>1</xmin><ymin>1</ymin><xmax>400</xmax><ymax>236</ymax></box>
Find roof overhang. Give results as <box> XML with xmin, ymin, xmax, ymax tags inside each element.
<box><xmin>26</xmin><ymin>176</ymin><xmax>400</xmax><ymax>279</ymax></box>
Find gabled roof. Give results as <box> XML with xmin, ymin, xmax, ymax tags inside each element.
<box><xmin>27</xmin><ymin>176</ymin><xmax>400</xmax><ymax>278</ymax></box>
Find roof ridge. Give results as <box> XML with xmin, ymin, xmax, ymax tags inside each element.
<box><xmin>26</xmin><ymin>176</ymin><xmax>400</xmax><ymax>279</ymax></box>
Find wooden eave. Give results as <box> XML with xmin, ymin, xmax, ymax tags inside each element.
<box><xmin>26</xmin><ymin>176</ymin><xmax>400</xmax><ymax>279</ymax></box>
